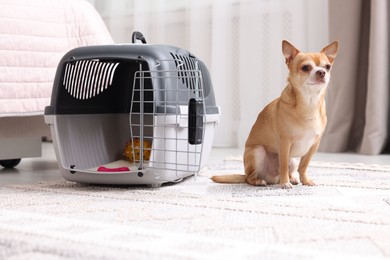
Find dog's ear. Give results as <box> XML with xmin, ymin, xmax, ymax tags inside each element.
<box><xmin>282</xmin><ymin>40</ymin><xmax>300</xmax><ymax>66</ymax></box>
<box><xmin>321</xmin><ymin>41</ymin><xmax>339</xmax><ymax>63</ymax></box>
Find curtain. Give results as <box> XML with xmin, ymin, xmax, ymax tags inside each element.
<box><xmin>88</xmin><ymin>0</ymin><xmax>329</xmax><ymax>148</ymax></box>
<box><xmin>319</xmin><ymin>0</ymin><xmax>390</xmax><ymax>155</ymax></box>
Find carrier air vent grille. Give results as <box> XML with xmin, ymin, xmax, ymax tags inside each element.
<box><xmin>170</xmin><ymin>53</ymin><xmax>199</xmax><ymax>92</ymax></box>
<box><xmin>63</xmin><ymin>60</ymin><xmax>119</xmax><ymax>100</ymax></box>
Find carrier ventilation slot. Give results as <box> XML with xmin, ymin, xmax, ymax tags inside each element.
<box><xmin>63</xmin><ymin>60</ymin><xmax>119</xmax><ymax>100</ymax></box>
<box><xmin>170</xmin><ymin>53</ymin><xmax>199</xmax><ymax>92</ymax></box>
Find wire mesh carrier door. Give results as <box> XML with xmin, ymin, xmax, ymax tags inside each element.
<box><xmin>44</xmin><ymin>31</ymin><xmax>219</xmax><ymax>187</ymax></box>
<box><xmin>129</xmin><ymin>60</ymin><xmax>206</xmax><ymax>185</ymax></box>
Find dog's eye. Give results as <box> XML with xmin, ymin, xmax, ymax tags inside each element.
<box><xmin>325</xmin><ymin>64</ymin><xmax>331</xmax><ymax>71</ymax></box>
<box><xmin>301</xmin><ymin>65</ymin><xmax>311</xmax><ymax>72</ymax></box>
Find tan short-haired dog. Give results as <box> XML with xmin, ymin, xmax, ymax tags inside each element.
<box><xmin>212</xmin><ymin>40</ymin><xmax>338</xmax><ymax>189</ymax></box>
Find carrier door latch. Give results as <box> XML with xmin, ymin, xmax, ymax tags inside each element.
<box><xmin>188</xmin><ymin>98</ymin><xmax>204</xmax><ymax>145</ymax></box>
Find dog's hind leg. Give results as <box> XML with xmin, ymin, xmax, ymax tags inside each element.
<box><xmin>244</xmin><ymin>146</ymin><xmax>267</xmax><ymax>186</ymax></box>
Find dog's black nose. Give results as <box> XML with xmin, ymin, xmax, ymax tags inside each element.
<box><xmin>316</xmin><ymin>69</ymin><xmax>326</xmax><ymax>78</ymax></box>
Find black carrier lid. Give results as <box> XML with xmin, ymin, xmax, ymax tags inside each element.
<box><xmin>45</xmin><ymin>40</ymin><xmax>217</xmax><ymax>116</ymax></box>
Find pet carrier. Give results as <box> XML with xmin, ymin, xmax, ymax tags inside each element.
<box><xmin>44</xmin><ymin>32</ymin><xmax>220</xmax><ymax>187</ymax></box>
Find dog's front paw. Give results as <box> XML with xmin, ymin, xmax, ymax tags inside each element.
<box><xmin>301</xmin><ymin>179</ymin><xmax>316</xmax><ymax>186</ymax></box>
<box><xmin>290</xmin><ymin>177</ymin><xmax>299</xmax><ymax>185</ymax></box>
<box><xmin>279</xmin><ymin>182</ymin><xmax>293</xmax><ymax>189</ymax></box>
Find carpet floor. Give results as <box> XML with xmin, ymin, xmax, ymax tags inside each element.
<box><xmin>1</xmin><ymin>160</ymin><xmax>390</xmax><ymax>259</ymax></box>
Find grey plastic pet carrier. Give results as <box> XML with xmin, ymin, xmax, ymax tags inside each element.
<box><xmin>44</xmin><ymin>32</ymin><xmax>220</xmax><ymax>187</ymax></box>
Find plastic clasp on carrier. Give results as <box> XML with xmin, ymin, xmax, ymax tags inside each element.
<box><xmin>188</xmin><ymin>98</ymin><xmax>204</xmax><ymax>145</ymax></box>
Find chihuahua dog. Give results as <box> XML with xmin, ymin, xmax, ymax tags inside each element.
<box><xmin>212</xmin><ymin>40</ymin><xmax>338</xmax><ymax>189</ymax></box>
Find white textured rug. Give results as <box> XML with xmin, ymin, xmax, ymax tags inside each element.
<box><xmin>1</xmin><ymin>160</ymin><xmax>390</xmax><ymax>260</ymax></box>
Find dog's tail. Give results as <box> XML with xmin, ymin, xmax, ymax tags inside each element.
<box><xmin>211</xmin><ymin>174</ymin><xmax>246</xmax><ymax>184</ymax></box>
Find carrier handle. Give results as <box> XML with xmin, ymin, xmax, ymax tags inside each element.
<box><xmin>132</xmin><ymin>31</ymin><xmax>147</xmax><ymax>44</ymax></box>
